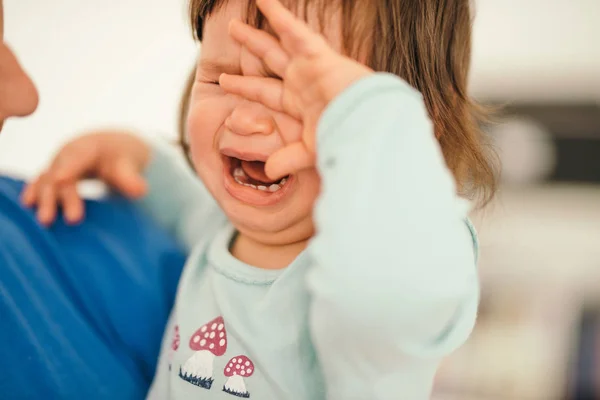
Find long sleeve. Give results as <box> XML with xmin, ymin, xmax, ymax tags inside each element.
<box><xmin>306</xmin><ymin>74</ymin><xmax>479</xmax><ymax>399</ymax></box>
<box><xmin>136</xmin><ymin>140</ymin><xmax>226</xmax><ymax>251</ymax></box>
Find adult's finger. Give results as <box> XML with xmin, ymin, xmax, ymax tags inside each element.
<box><xmin>265</xmin><ymin>141</ymin><xmax>315</xmax><ymax>180</ymax></box>
<box><xmin>229</xmin><ymin>19</ymin><xmax>289</xmax><ymax>77</ymax></box>
<box><xmin>103</xmin><ymin>158</ymin><xmax>148</xmax><ymax>199</ymax></box>
<box><xmin>52</xmin><ymin>145</ymin><xmax>100</xmax><ymax>183</ymax></box>
<box><xmin>36</xmin><ymin>181</ymin><xmax>58</xmax><ymax>226</ymax></box>
<box><xmin>59</xmin><ymin>184</ymin><xmax>85</xmax><ymax>225</ymax></box>
<box><xmin>20</xmin><ymin>178</ymin><xmax>41</xmax><ymax>207</ymax></box>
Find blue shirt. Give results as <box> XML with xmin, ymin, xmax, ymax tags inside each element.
<box><xmin>0</xmin><ymin>177</ymin><xmax>185</xmax><ymax>399</ymax></box>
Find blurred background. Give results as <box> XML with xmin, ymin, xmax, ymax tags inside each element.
<box><xmin>1</xmin><ymin>0</ymin><xmax>599</xmax><ymax>399</ymax></box>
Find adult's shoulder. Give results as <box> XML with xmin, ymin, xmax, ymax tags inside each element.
<box><xmin>0</xmin><ymin>176</ymin><xmax>183</xmax><ymax>255</ymax></box>
<box><xmin>0</xmin><ymin>175</ymin><xmax>185</xmax><ymax>294</ymax></box>
<box><xmin>0</xmin><ymin>175</ymin><xmax>186</xmax><ymax>382</ymax></box>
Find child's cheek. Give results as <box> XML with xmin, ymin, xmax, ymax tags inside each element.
<box><xmin>187</xmin><ymin>97</ymin><xmax>230</xmax><ymax>163</ymax></box>
<box><xmin>187</xmin><ymin>104</ymin><xmax>226</xmax><ymax>199</ymax></box>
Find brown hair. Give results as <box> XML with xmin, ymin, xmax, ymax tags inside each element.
<box><xmin>179</xmin><ymin>0</ymin><xmax>499</xmax><ymax>205</ymax></box>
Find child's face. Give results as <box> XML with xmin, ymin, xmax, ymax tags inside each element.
<box><xmin>187</xmin><ymin>1</ymin><xmax>340</xmax><ymax>247</ymax></box>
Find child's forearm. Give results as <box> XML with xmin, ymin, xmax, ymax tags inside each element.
<box><xmin>307</xmin><ymin>74</ymin><xmax>479</xmax><ymax>397</ymax></box>
<box><xmin>137</xmin><ymin>140</ymin><xmax>225</xmax><ymax>251</ymax></box>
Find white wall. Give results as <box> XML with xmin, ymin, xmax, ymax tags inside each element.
<box><xmin>1</xmin><ymin>0</ymin><xmax>598</xmax><ymax>177</ymax></box>
<box><xmin>470</xmin><ymin>0</ymin><xmax>600</xmax><ymax>102</ymax></box>
<box><xmin>0</xmin><ymin>0</ymin><xmax>196</xmax><ymax>177</ymax></box>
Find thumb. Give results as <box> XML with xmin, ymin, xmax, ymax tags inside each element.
<box><xmin>265</xmin><ymin>142</ymin><xmax>315</xmax><ymax>180</ymax></box>
<box><xmin>103</xmin><ymin>157</ymin><xmax>148</xmax><ymax>199</ymax></box>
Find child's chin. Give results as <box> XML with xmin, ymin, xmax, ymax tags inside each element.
<box><xmin>230</xmin><ymin>215</ymin><xmax>315</xmax><ymax>248</ymax></box>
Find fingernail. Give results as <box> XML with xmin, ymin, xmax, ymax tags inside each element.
<box><xmin>66</xmin><ymin>214</ymin><xmax>82</xmax><ymax>226</ymax></box>
<box><xmin>38</xmin><ymin>214</ymin><xmax>50</xmax><ymax>227</ymax></box>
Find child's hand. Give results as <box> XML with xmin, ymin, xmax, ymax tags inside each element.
<box><xmin>219</xmin><ymin>0</ymin><xmax>372</xmax><ymax>180</ymax></box>
<box><xmin>21</xmin><ymin>131</ymin><xmax>151</xmax><ymax>226</ymax></box>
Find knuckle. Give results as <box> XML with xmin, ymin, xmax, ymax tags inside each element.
<box><xmin>37</xmin><ymin>172</ymin><xmax>49</xmax><ymax>186</ymax></box>
<box><xmin>98</xmin><ymin>163</ymin><xmax>112</xmax><ymax>178</ymax></box>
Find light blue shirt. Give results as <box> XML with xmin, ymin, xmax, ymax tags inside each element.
<box><xmin>143</xmin><ymin>74</ymin><xmax>479</xmax><ymax>399</ymax></box>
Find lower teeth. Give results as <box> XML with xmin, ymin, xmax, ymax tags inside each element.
<box><xmin>233</xmin><ymin>167</ymin><xmax>287</xmax><ymax>192</ymax></box>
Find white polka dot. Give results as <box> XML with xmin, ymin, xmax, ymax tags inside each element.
<box><xmin>193</xmin><ymin>336</ymin><xmax>200</xmax><ymax>343</ymax></box>
<box><xmin>200</xmin><ymin>339</ymin><xmax>206</xmax><ymax>346</ymax></box>
<box><xmin>204</xmin><ymin>332</ymin><xmax>209</xmax><ymax>338</ymax></box>
<box><xmin>229</xmin><ymin>363</ymin><xmax>233</xmax><ymax>368</ymax></box>
<box><xmin>245</xmin><ymin>361</ymin><xmax>250</xmax><ymax>367</ymax></box>
<box><xmin>219</xmin><ymin>332</ymin><xmax>225</xmax><ymax>338</ymax></box>
<box><xmin>226</xmin><ymin>368</ymin><xmax>230</xmax><ymax>372</ymax></box>
<box><xmin>209</xmin><ymin>332</ymin><xmax>215</xmax><ymax>339</ymax></box>
<box><xmin>201</xmin><ymin>326</ymin><xmax>207</xmax><ymax>333</ymax></box>
<box><xmin>209</xmin><ymin>343</ymin><xmax>214</xmax><ymax>349</ymax></box>
<box><xmin>247</xmin><ymin>369</ymin><xmax>253</xmax><ymax>374</ymax></box>
<box><xmin>219</xmin><ymin>339</ymin><xmax>225</xmax><ymax>346</ymax></box>
<box><xmin>237</xmin><ymin>359</ymin><xmax>243</xmax><ymax>364</ymax></box>
<box><xmin>241</xmin><ymin>370</ymin><xmax>246</xmax><ymax>376</ymax></box>
<box><xmin>218</xmin><ymin>324</ymin><xmax>224</xmax><ymax>331</ymax></box>
<box><xmin>211</xmin><ymin>323</ymin><xmax>217</xmax><ymax>330</ymax></box>
<box><xmin>236</xmin><ymin>364</ymin><xmax>240</xmax><ymax>369</ymax></box>
<box><xmin>232</xmin><ymin>358</ymin><xmax>237</xmax><ymax>363</ymax></box>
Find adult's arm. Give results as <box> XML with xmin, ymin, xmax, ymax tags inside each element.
<box><xmin>0</xmin><ymin>176</ymin><xmax>186</xmax><ymax>399</ymax></box>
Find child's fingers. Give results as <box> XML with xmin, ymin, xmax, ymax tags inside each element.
<box><xmin>36</xmin><ymin>180</ymin><xmax>58</xmax><ymax>226</ymax></box>
<box><xmin>59</xmin><ymin>184</ymin><xmax>84</xmax><ymax>225</ymax></box>
<box><xmin>229</xmin><ymin>19</ymin><xmax>289</xmax><ymax>77</ymax></box>
<box><xmin>219</xmin><ymin>74</ymin><xmax>300</xmax><ymax>118</ymax></box>
<box><xmin>255</xmin><ymin>0</ymin><xmax>326</xmax><ymax>56</ymax></box>
<box><xmin>104</xmin><ymin>158</ymin><xmax>148</xmax><ymax>199</ymax></box>
<box><xmin>219</xmin><ymin>75</ymin><xmax>281</xmax><ymax>111</ymax></box>
<box><xmin>265</xmin><ymin>142</ymin><xmax>315</xmax><ymax>180</ymax></box>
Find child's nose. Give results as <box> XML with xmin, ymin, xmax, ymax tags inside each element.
<box><xmin>225</xmin><ymin>102</ymin><xmax>275</xmax><ymax>136</ymax></box>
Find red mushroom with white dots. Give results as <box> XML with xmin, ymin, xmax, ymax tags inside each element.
<box><xmin>179</xmin><ymin>316</ymin><xmax>228</xmax><ymax>389</ymax></box>
<box><xmin>222</xmin><ymin>355</ymin><xmax>254</xmax><ymax>398</ymax></box>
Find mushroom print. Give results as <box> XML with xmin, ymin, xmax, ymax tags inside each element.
<box><xmin>222</xmin><ymin>355</ymin><xmax>255</xmax><ymax>398</ymax></box>
<box><xmin>178</xmin><ymin>316</ymin><xmax>228</xmax><ymax>389</ymax></box>
<box><xmin>171</xmin><ymin>325</ymin><xmax>180</xmax><ymax>351</ymax></box>
<box><xmin>168</xmin><ymin>325</ymin><xmax>180</xmax><ymax>370</ymax></box>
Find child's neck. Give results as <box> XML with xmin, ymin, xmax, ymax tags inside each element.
<box><xmin>231</xmin><ymin>232</ymin><xmax>308</xmax><ymax>270</ymax></box>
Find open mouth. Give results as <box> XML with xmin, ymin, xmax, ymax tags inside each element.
<box><xmin>230</xmin><ymin>157</ymin><xmax>288</xmax><ymax>192</ymax></box>
<box><xmin>222</xmin><ymin>155</ymin><xmax>293</xmax><ymax>206</ymax></box>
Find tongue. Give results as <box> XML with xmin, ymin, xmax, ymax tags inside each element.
<box><xmin>241</xmin><ymin>161</ymin><xmax>276</xmax><ymax>184</ymax></box>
